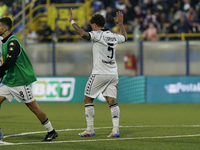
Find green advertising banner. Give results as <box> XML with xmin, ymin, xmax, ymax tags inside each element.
<box><xmin>32</xmin><ymin>77</ymin><xmax>76</xmax><ymax>101</ymax></box>
<box><xmin>31</xmin><ymin>77</ymin><xmax>88</xmax><ymax>102</ymax></box>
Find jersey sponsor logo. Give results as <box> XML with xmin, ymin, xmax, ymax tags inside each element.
<box><xmin>102</xmin><ymin>59</ymin><xmax>115</xmax><ymax>65</ymax></box>
<box><xmin>103</xmin><ymin>37</ymin><xmax>117</xmax><ymax>42</ymax></box>
<box><xmin>32</xmin><ymin>78</ymin><xmax>75</xmax><ymax>101</ymax></box>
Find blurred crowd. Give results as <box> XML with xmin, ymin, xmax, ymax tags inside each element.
<box><xmin>2</xmin><ymin>0</ymin><xmax>200</xmax><ymax>43</ymax></box>
<box><xmin>93</xmin><ymin>0</ymin><xmax>200</xmax><ymax>41</ymax></box>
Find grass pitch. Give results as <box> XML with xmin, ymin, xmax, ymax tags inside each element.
<box><xmin>1</xmin><ymin>103</ymin><xmax>200</xmax><ymax>150</ymax></box>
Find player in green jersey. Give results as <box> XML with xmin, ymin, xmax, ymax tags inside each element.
<box><xmin>0</xmin><ymin>17</ymin><xmax>58</xmax><ymax>142</ymax></box>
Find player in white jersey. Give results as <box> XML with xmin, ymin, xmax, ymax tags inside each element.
<box><xmin>69</xmin><ymin>8</ymin><xmax>128</xmax><ymax>137</ymax></box>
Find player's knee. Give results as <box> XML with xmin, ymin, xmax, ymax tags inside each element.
<box><xmin>106</xmin><ymin>97</ymin><xmax>117</xmax><ymax>105</ymax></box>
<box><xmin>84</xmin><ymin>96</ymin><xmax>93</xmax><ymax>104</ymax></box>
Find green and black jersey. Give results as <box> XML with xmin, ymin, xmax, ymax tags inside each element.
<box><xmin>0</xmin><ymin>33</ymin><xmax>36</xmax><ymax>86</ymax></box>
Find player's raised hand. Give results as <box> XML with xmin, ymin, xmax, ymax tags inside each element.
<box><xmin>69</xmin><ymin>8</ymin><xmax>73</xmax><ymax>22</ymax></box>
<box><xmin>114</xmin><ymin>11</ymin><xmax>123</xmax><ymax>25</ymax></box>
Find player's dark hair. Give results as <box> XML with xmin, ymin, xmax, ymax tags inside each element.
<box><xmin>0</xmin><ymin>17</ymin><xmax>12</xmax><ymax>31</ymax></box>
<box><xmin>89</xmin><ymin>13</ymin><xmax>105</xmax><ymax>27</ymax></box>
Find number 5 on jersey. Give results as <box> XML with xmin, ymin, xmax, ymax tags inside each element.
<box><xmin>107</xmin><ymin>43</ymin><xmax>114</xmax><ymax>59</ymax></box>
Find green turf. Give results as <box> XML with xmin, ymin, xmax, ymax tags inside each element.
<box><xmin>1</xmin><ymin>103</ymin><xmax>200</xmax><ymax>150</ymax></box>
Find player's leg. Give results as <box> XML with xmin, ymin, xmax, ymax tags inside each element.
<box><xmin>78</xmin><ymin>95</ymin><xmax>95</xmax><ymax>137</ymax></box>
<box><xmin>0</xmin><ymin>84</ymin><xmax>12</xmax><ymax>141</ymax></box>
<box><xmin>0</xmin><ymin>96</ymin><xmax>6</xmax><ymax>108</ymax></box>
<box><xmin>84</xmin><ymin>96</ymin><xmax>95</xmax><ymax>133</ymax></box>
<box><xmin>8</xmin><ymin>84</ymin><xmax>57</xmax><ymax>142</ymax></box>
<box><xmin>25</xmin><ymin>100</ymin><xmax>58</xmax><ymax>142</ymax></box>
<box><xmin>102</xmin><ymin>75</ymin><xmax>120</xmax><ymax>137</ymax></box>
<box><xmin>79</xmin><ymin>74</ymin><xmax>98</xmax><ymax>137</ymax></box>
<box><xmin>0</xmin><ymin>96</ymin><xmax>5</xmax><ymax>140</ymax></box>
<box><xmin>106</xmin><ymin>96</ymin><xmax>120</xmax><ymax>137</ymax></box>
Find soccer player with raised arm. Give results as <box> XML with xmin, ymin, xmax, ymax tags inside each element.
<box><xmin>69</xmin><ymin>8</ymin><xmax>128</xmax><ymax>137</ymax></box>
<box><xmin>0</xmin><ymin>17</ymin><xmax>58</xmax><ymax>142</ymax></box>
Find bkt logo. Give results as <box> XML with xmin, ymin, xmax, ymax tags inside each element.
<box><xmin>164</xmin><ymin>82</ymin><xmax>200</xmax><ymax>94</ymax></box>
<box><xmin>32</xmin><ymin>78</ymin><xmax>75</xmax><ymax>101</ymax></box>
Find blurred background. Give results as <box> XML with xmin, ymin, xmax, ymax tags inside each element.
<box><xmin>2</xmin><ymin>0</ymin><xmax>200</xmax><ymax>103</ymax></box>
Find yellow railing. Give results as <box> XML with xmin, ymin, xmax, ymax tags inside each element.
<box><xmin>39</xmin><ymin>33</ymin><xmax>200</xmax><ymax>42</ymax></box>
<box><xmin>127</xmin><ymin>33</ymin><xmax>200</xmax><ymax>41</ymax></box>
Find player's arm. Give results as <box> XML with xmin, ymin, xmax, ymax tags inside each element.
<box><xmin>0</xmin><ymin>40</ymin><xmax>20</xmax><ymax>78</ymax></box>
<box><xmin>69</xmin><ymin>8</ymin><xmax>90</xmax><ymax>40</ymax></box>
<box><xmin>114</xmin><ymin>11</ymin><xmax>128</xmax><ymax>41</ymax></box>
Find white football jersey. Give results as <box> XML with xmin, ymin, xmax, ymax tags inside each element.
<box><xmin>89</xmin><ymin>29</ymin><xmax>125</xmax><ymax>74</ymax></box>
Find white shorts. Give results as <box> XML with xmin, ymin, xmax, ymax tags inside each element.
<box><xmin>0</xmin><ymin>83</ymin><xmax>35</xmax><ymax>103</ymax></box>
<box><xmin>85</xmin><ymin>74</ymin><xmax>118</xmax><ymax>99</ymax></box>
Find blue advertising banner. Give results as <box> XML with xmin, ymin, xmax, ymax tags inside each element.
<box><xmin>147</xmin><ymin>76</ymin><xmax>200</xmax><ymax>103</ymax></box>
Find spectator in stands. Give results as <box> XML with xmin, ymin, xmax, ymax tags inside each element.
<box><xmin>181</xmin><ymin>0</ymin><xmax>191</xmax><ymax>12</ymax></box>
<box><xmin>124</xmin><ymin>0</ymin><xmax>135</xmax><ymax>11</ymax></box>
<box><xmin>105</xmin><ymin>6</ymin><xmax>115</xmax><ymax>30</ymax></box>
<box><xmin>38</xmin><ymin>23</ymin><xmax>53</xmax><ymax>42</ymax></box>
<box><xmin>125</xmin><ymin>0</ymin><xmax>138</xmax><ymax>9</ymax></box>
<box><xmin>2</xmin><ymin>8</ymin><xmax>13</xmax><ymax>20</ymax></box>
<box><xmin>0</xmin><ymin>0</ymin><xmax>7</xmax><ymax>17</ymax></box>
<box><xmin>185</xmin><ymin>7</ymin><xmax>199</xmax><ymax>24</ymax></box>
<box><xmin>92</xmin><ymin>0</ymin><xmax>104</xmax><ymax>13</ymax></box>
<box><xmin>133</xmin><ymin>6</ymin><xmax>146</xmax><ymax>31</ymax></box>
<box><xmin>82</xmin><ymin>20</ymin><xmax>92</xmax><ymax>32</ymax></box>
<box><xmin>164</xmin><ymin>21</ymin><xmax>175</xmax><ymax>40</ymax></box>
<box><xmin>53</xmin><ymin>23</ymin><xmax>64</xmax><ymax>42</ymax></box>
<box><xmin>153</xmin><ymin>0</ymin><xmax>168</xmax><ymax>23</ymax></box>
<box><xmin>11</xmin><ymin>1</ymin><xmax>21</xmax><ymax>25</ymax></box>
<box><xmin>122</xmin><ymin>6</ymin><xmax>132</xmax><ymax>26</ymax></box>
<box><xmin>26</xmin><ymin>28</ymin><xmax>38</xmax><ymax>44</ymax></box>
<box><xmin>53</xmin><ymin>23</ymin><xmax>64</xmax><ymax>37</ymax></box>
<box><xmin>143</xmin><ymin>8</ymin><xmax>157</xmax><ymax>29</ymax></box>
<box><xmin>142</xmin><ymin>21</ymin><xmax>158</xmax><ymax>41</ymax></box>
<box><xmin>141</xmin><ymin>0</ymin><xmax>154</xmax><ymax>13</ymax></box>
<box><xmin>166</xmin><ymin>0</ymin><xmax>179</xmax><ymax>14</ymax></box>
<box><xmin>196</xmin><ymin>0</ymin><xmax>200</xmax><ymax>20</ymax></box>
<box><xmin>115</xmin><ymin>0</ymin><xmax>127</xmax><ymax>11</ymax></box>
<box><xmin>176</xmin><ymin>15</ymin><xmax>190</xmax><ymax>34</ymax></box>
<box><xmin>188</xmin><ymin>21</ymin><xmax>199</xmax><ymax>40</ymax></box>
<box><xmin>95</xmin><ymin>4</ymin><xmax>106</xmax><ymax>17</ymax></box>
<box><xmin>158</xmin><ymin>13</ymin><xmax>167</xmax><ymax>34</ymax></box>
<box><xmin>99</xmin><ymin>0</ymin><xmax>114</xmax><ymax>9</ymax></box>
<box><xmin>153</xmin><ymin>0</ymin><xmax>168</xmax><ymax>14</ymax></box>
<box><xmin>64</xmin><ymin>25</ymin><xmax>75</xmax><ymax>42</ymax></box>
<box><xmin>11</xmin><ymin>1</ymin><xmax>20</xmax><ymax>16</ymax></box>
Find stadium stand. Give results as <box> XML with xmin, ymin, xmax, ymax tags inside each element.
<box><xmin>3</xmin><ymin>0</ymin><xmax>200</xmax><ymax>42</ymax></box>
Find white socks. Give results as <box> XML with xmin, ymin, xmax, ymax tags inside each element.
<box><xmin>85</xmin><ymin>104</ymin><xmax>94</xmax><ymax>132</ymax></box>
<box><xmin>84</xmin><ymin>103</ymin><xmax>120</xmax><ymax>133</ymax></box>
<box><xmin>110</xmin><ymin>104</ymin><xmax>120</xmax><ymax>133</ymax></box>
<box><xmin>42</xmin><ymin>119</ymin><xmax>54</xmax><ymax>132</ymax></box>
